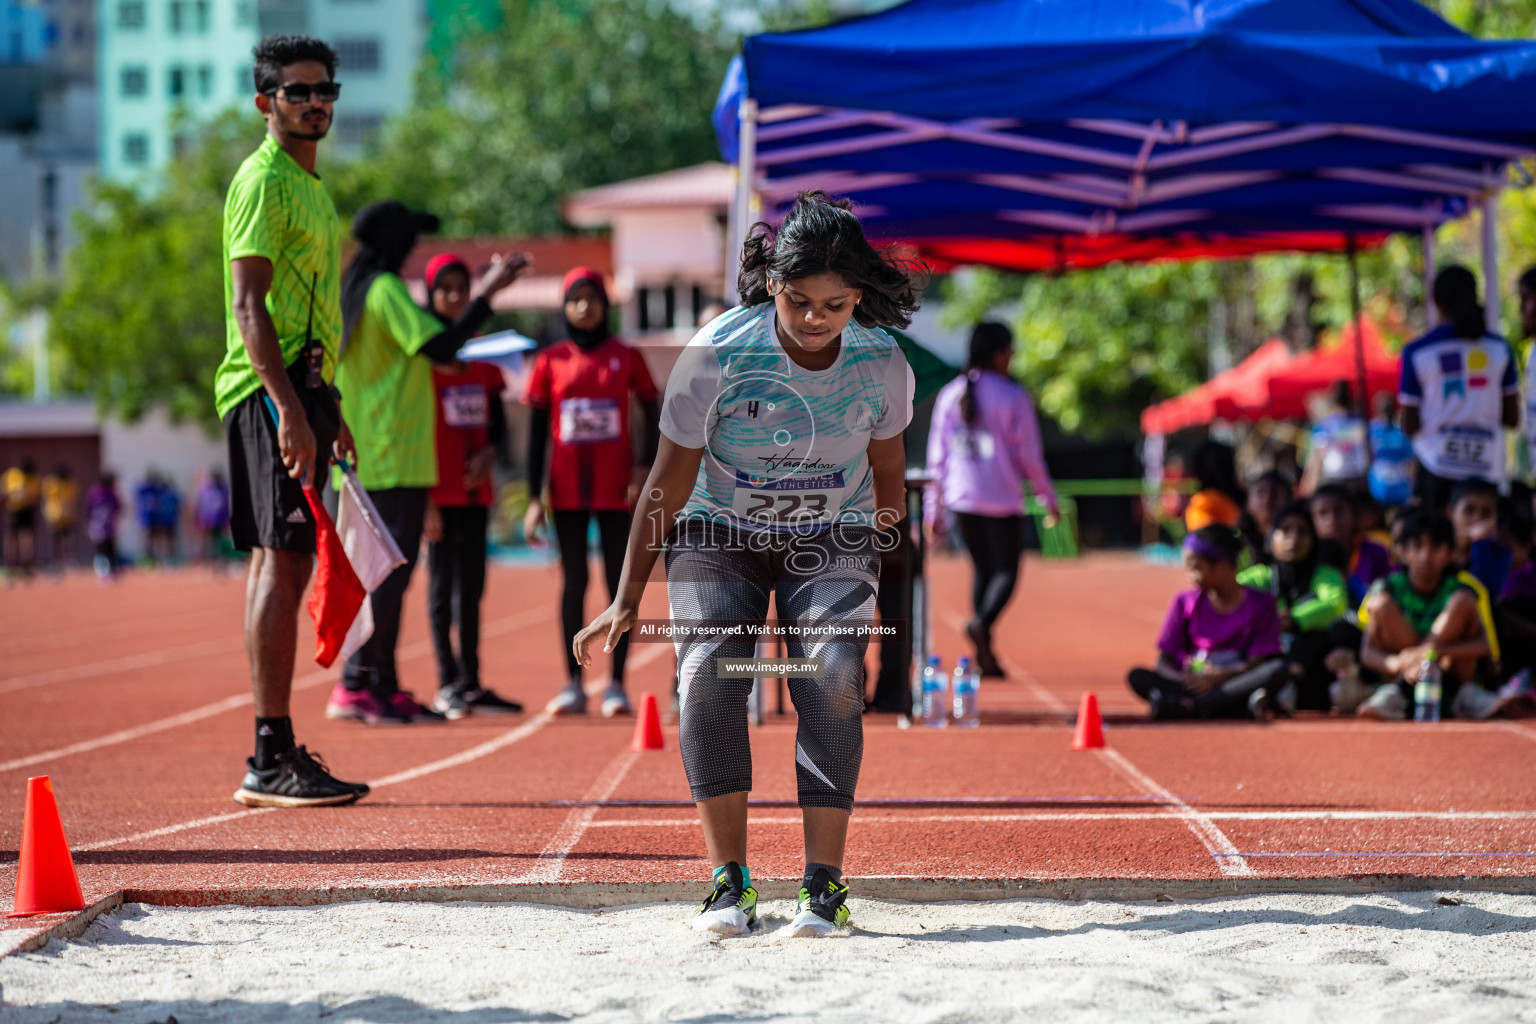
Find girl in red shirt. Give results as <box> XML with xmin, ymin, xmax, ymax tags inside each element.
<box><xmin>420</xmin><ymin>254</ymin><xmax>524</xmax><ymax>719</ymax></box>
<box><xmin>524</xmin><ymin>267</ymin><xmax>659</xmax><ymax>716</ymax></box>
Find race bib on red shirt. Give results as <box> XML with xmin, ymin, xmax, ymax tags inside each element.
<box><xmin>559</xmin><ymin>396</ymin><xmax>622</xmax><ymax>444</ymax></box>
<box><xmin>441</xmin><ymin>384</ymin><xmax>489</xmax><ymax>428</ymax></box>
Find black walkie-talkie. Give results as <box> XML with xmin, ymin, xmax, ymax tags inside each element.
<box><xmin>303</xmin><ymin>272</ymin><xmax>323</xmax><ymax>390</ymax></box>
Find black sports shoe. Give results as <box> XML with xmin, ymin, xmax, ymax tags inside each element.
<box><xmin>965</xmin><ymin>619</ymin><xmax>1004</xmax><ymax>678</ymax></box>
<box><xmin>464</xmin><ymin>687</ymin><xmax>523</xmax><ymax>715</ymax></box>
<box><xmin>233</xmin><ymin>746</ymin><xmax>369</xmax><ymax>808</ymax></box>
<box><xmin>787</xmin><ymin>868</ymin><xmax>850</xmax><ymax>936</ymax></box>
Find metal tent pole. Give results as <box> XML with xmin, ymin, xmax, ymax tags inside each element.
<box><xmin>1347</xmin><ymin>233</ymin><xmax>1372</xmax><ymax>462</ymax></box>
<box><xmin>727</xmin><ymin>96</ymin><xmax>758</xmax><ymax>305</ymax></box>
<box><xmin>1422</xmin><ymin>220</ymin><xmax>1438</xmax><ymax>328</ymax></box>
<box><xmin>1483</xmin><ymin>181</ymin><xmax>1501</xmax><ymax>334</ymax></box>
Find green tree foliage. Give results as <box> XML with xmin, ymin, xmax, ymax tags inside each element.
<box><xmin>47</xmin><ymin>0</ymin><xmax>746</xmax><ymax>426</ymax></box>
<box><xmin>50</xmin><ymin>112</ymin><xmax>255</xmax><ymax>429</ymax></box>
<box><xmin>328</xmin><ymin>0</ymin><xmax>738</xmax><ymax>235</ymax></box>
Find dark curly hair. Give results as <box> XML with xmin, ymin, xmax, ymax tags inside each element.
<box><xmin>252</xmin><ymin>35</ymin><xmax>338</xmax><ymax>94</ymax></box>
<box><xmin>737</xmin><ymin>191</ymin><xmax>927</xmax><ymax>330</ymax></box>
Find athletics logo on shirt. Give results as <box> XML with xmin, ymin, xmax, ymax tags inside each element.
<box><xmin>1439</xmin><ymin>348</ymin><xmax>1493</xmax><ymax>398</ymax></box>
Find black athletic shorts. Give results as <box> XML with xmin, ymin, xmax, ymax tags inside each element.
<box><xmin>8</xmin><ymin>506</ymin><xmax>35</xmax><ymax>532</ymax></box>
<box><xmin>224</xmin><ymin>361</ymin><xmax>340</xmax><ymax>554</ymax></box>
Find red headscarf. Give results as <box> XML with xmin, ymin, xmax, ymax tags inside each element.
<box><xmin>425</xmin><ymin>253</ymin><xmax>469</xmax><ymax>291</ymax></box>
<box><xmin>561</xmin><ymin>267</ymin><xmax>610</xmax><ymax>349</ymax></box>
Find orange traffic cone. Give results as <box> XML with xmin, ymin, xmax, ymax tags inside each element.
<box><xmin>8</xmin><ymin>776</ymin><xmax>85</xmax><ymax>917</ymax></box>
<box><xmin>631</xmin><ymin>693</ymin><xmax>665</xmax><ymax>751</ymax></box>
<box><xmin>1071</xmin><ymin>692</ymin><xmax>1105</xmax><ymax>750</ymax></box>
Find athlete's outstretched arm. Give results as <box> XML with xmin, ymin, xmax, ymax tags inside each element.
<box><xmin>573</xmin><ymin>437</ymin><xmax>704</xmax><ymax>667</ymax></box>
<box><xmin>866</xmin><ymin>433</ymin><xmax>908</xmax><ymax>531</ymax></box>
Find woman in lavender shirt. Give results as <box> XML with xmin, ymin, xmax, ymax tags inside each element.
<box><xmin>926</xmin><ymin>323</ymin><xmax>1059</xmax><ymax>676</ymax></box>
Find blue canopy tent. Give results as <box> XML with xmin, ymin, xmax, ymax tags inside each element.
<box><xmin>714</xmin><ymin>0</ymin><xmax>1536</xmax><ymax>332</ymax></box>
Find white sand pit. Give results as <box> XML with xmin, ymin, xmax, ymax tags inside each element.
<box><xmin>3</xmin><ymin>891</ymin><xmax>1536</xmax><ymax>1022</ymax></box>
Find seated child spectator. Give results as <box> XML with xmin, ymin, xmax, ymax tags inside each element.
<box><xmin>1310</xmin><ymin>484</ymin><xmax>1392</xmax><ymax>607</ymax></box>
<box><xmin>1484</xmin><ymin>505</ymin><xmax>1536</xmax><ymax>707</ymax></box>
<box><xmin>1449</xmin><ymin>478</ymin><xmax>1511</xmax><ymax>598</ymax></box>
<box><xmin>1237</xmin><ymin>501</ymin><xmax>1349</xmax><ymax>713</ymax></box>
<box><xmin>1356</xmin><ymin>510</ymin><xmax>1496</xmax><ymax>720</ymax></box>
<box><xmin>1128</xmin><ymin>525</ymin><xmax>1287</xmax><ymax>720</ymax></box>
<box><xmin>1241</xmin><ymin>470</ymin><xmax>1292</xmax><ymax>563</ymax></box>
<box><xmin>1185</xmin><ymin>441</ymin><xmax>1245</xmax><ymax>532</ymax></box>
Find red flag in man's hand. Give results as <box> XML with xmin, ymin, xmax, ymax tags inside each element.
<box><xmin>301</xmin><ymin>487</ymin><xmax>366</xmax><ymax>668</ymax></box>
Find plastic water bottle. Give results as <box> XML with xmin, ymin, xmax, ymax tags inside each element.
<box><xmin>952</xmin><ymin>656</ymin><xmax>980</xmax><ymax>729</ymax></box>
<box><xmin>920</xmin><ymin>655</ymin><xmax>947</xmax><ymax>728</ymax></box>
<box><xmin>1414</xmin><ymin>650</ymin><xmax>1442</xmax><ymax>723</ymax></box>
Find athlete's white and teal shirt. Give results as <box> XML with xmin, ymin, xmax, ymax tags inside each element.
<box><xmin>659</xmin><ymin>303</ymin><xmax>915</xmax><ymax>533</ymax></box>
<box><xmin>1398</xmin><ymin>324</ymin><xmax>1519</xmax><ymax>483</ymax></box>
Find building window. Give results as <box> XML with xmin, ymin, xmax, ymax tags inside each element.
<box><xmin>168</xmin><ymin>0</ymin><xmax>183</xmax><ymax>32</ymax></box>
<box><xmin>194</xmin><ymin>0</ymin><xmax>208</xmax><ymax>32</ymax></box>
<box><xmin>234</xmin><ymin>0</ymin><xmax>252</xmax><ymax>25</ymax></box>
<box><xmin>197</xmin><ymin>64</ymin><xmax>211</xmax><ymax>99</ymax></box>
<box><xmin>333</xmin><ymin>38</ymin><xmax>380</xmax><ymax>73</ymax></box>
<box><xmin>637</xmin><ymin>287</ymin><xmax>681</xmax><ymax>332</ymax></box>
<box><xmin>120</xmin><ymin>65</ymin><xmax>147</xmax><ymax>97</ymax></box>
<box><xmin>236</xmin><ymin>65</ymin><xmax>251</xmax><ymax>95</ymax></box>
<box><xmin>168</xmin><ymin>65</ymin><xmax>185</xmax><ymax>99</ymax></box>
<box><xmin>117</xmin><ymin>1</ymin><xmax>145</xmax><ymax>28</ymax></box>
<box><xmin>123</xmin><ymin>133</ymin><xmax>149</xmax><ymax>165</ymax></box>
<box><xmin>333</xmin><ymin>113</ymin><xmax>383</xmax><ymax>147</ymax></box>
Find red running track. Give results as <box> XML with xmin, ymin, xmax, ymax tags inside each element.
<box><xmin>5</xmin><ymin>551</ymin><xmax>1536</xmax><ymax>948</ymax></box>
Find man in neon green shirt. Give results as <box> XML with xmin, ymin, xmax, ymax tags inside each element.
<box><xmin>325</xmin><ymin>201</ymin><xmax>527</xmax><ymax>724</ymax></box>
<box><xmin>220</xmin><ymin>35</ymin><xmax>365</xmax><ymax>809</ymax></box>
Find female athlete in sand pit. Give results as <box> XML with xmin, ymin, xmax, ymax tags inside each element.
<box><xmin>574</xmin><ymin>191</ymin><xmax>922</xmax><ymax>937</ymax></box>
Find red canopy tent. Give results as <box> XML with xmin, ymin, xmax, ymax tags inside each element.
<box><xmin>1139</xmin><ymin>320</ymin><xmax>1399</xmax><ymax>434</ymax></box>
<box><xmin>1263</xmin><ymin>318</ymin><xmax>1399</xmax><ymax>420</ymax></box>
<box><xmin>1139</xmin><ymin>338</ymin><xmax>1292</xmax><ymax>435</ymax></box>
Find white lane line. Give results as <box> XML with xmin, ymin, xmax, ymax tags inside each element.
<box><xmin>0</xmin><ymin>606</ymin><xmax>552</xmax><ymax>774</ymax></box>
<box><xmin>1095</xmin><ymin>747</ymin><xmax>1256</xmax><ymax>877</ymax></box>
<box><xmin>367</xmin><ymin>714</ymin><xmax>552</xmax><ymax>789</ymax></box>
<box><xmin>72</xmin><ymin>715</ymin><xmax>557</xmax><ymax>853</ymax></box>
<box><xmin>0</xmin><ymin>607</ymin><xmax>229</xmax><ymax>656</ymax></box>
<box><xmin>587</xmin><ymin>809</ymin><xmax>1536</xmax><ymax>827</ymax></box>
<box><xmin>512</xmin><ymin>640</ymin><xmax>671</xmax><ymax>881</ymax></box>
<box><xmin>0</xmin><ymin>638</ymin><xmax>245</xmax><ymax>695</ymax></box>
<box><xmin>75</xmin><ymin>808</ymin><xmax>275</xmax><ymax>852</ymax></box>
<box><xmin>59</xmin><ymin>622</ymin><xmax>672</xmax><ymax>853</ymax></box>
<box><xmin>940</xmin><ymin>610</ymin><xmax>1069</xmax><ymax>713</ymax></box>
<box><xmin>520</xmin><ymin>748</ymin><xmax>642</xmax><ymax>884</ymax></box>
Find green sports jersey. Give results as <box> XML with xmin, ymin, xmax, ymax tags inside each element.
<box><xmin>333</xmin><ymin>273</ymin><xmax>442</xmax><ymax>490</ymax></box>
<box><xmin>1374</xmin><ymin>570</ymin><xmax>1467</xmax><ymax>638</ymax></box>
<box><xmin>215</xmin><ymin>134</ymin><xmax>343</xmax><ymax>420</ymax></box>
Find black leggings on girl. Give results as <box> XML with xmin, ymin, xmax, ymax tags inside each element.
<box><xmin>553</xmin><ymin>508</ymin><xmax>631</xmax><ymax>685</ymax></box>
<box><xmin>953</xmin><ymin>512</ymin><xmax>1024</xmax><ymax>628</ymax></box>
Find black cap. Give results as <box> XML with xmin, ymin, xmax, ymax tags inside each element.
<box><xmin>351</xmin><ymin>201</ymin><xmax>440</xmax><ymax>247</ymax></box>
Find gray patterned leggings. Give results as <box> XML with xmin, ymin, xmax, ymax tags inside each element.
<box><xmin>666</xmin><ymin>519</ymin><xmax>882</xmax><ymax>811</ymax></box>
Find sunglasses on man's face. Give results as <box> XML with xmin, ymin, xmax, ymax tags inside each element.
<box><xmin>267</xmin><ymin>81</ymin><xmax>342</xmax><ymax>104</ymax></box>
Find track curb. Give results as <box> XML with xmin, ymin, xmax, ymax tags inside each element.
<box><xmin>1</xmin><ymin>893</ymin><xmax>124</xmax><ymax>958</ymax></box>
<box><xmin>8</xmin><ymin>872</ymin><xmax>1536</xmax><ymax>958</ymax></box>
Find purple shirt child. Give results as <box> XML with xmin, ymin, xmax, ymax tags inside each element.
<box><xmin>926</xmin><ymin>369</ymin><xmax>1058</xmax><ymax>521</ymax></box>
<box><xmin>1157</xmin><ymin>587</ymin><xmax>1284</xmax><ymax>671</ymax></box>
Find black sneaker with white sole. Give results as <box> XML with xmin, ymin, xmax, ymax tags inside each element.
<box><xmin>233</xmin><ymin>746</ymin><xmax>368</xmax><ymax>808</ymax></box>
<box><xmin>464</xmin><ymin>687</ymin><xmax>523</xmax><ymax>715</ymax></box>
